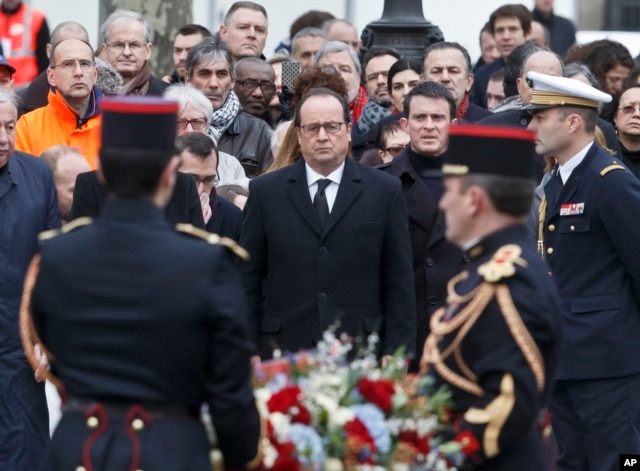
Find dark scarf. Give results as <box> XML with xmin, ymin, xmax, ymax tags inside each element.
<box><xmin>357</xmin><ymin>99</ymin><xmax>391</xmax><ymax>133</ymax></box>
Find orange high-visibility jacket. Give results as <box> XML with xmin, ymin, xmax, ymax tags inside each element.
<box><xmin>16</xmin><ymin>89</ymin><xmax>102</xmax><ymax>169</ymax></box>
<box><xmin>0</xmin><ymin>2</ymin><xmax>45</xmax><ymax>85</ymax></box>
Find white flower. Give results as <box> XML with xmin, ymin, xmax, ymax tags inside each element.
<box><xmin>262</xmin><ymin>441</ymin><xmax>277</xmax><ymax>468</ymax></box>
<box><xmin>269</xmin><ymin>412</ymin><xmax>290</xmax><ymax>441</ymax></box>
<box><xmin>324</xmin><ymin>457</ymin><xmax>344</xmax><ymax>471</ymax></box>
<box><xmin>330</xmin><ymin>407</ymin><xmax>355</xmax><ymax>427</ymax></box>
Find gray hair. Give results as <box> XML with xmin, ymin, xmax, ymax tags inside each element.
<box><xmin>564</xmin><ymin>62</ymin><xmax>600</xmax><ymax>89</ymax></box>
<box><xmin>163</xmin><ymin>84</ymin><xmax>213</xmax><ymax>125</ymax></box>
<box><xmin>0</xmin><ymin>88</ymin><xmax>18</xmax><ymax>114</ymax></box>
<box><xmin>292</xmin><ymin>27</ymin><xmax>328</xmax><ymax>56</ymax></box>
<box><xmin>312</xmin><ymin>40</ymin><xmax>361</xmax><ymax>75</ymax></box>
<box><xmin>185</xmin><ymin>37</ymin><xmax>233</xmax><ymax>81</ymax></box>
<box><xmin>100</xmin><ymin>10</ymin><xmax>151</xmax><ymax>44</ymax></box>
<box><xmin>95</xmin><ymin>58</ymin><xmax>123</xmax><ymax>95</ymax></box>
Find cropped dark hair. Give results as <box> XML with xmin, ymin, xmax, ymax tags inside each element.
<box><xmin>460</xmin><ymin>174</ymin><xmax>535</xmax><ymax>217</ymax></box>
<box><xmin>361</xmin><ymin>46</ymin><xmax>401</xmax><ymax>80</ymax></box>
<box><xmin>489</xmin><ymin>4</ymin><xmax>532</xmax><ymax>36</ymax></box>
<box><xmin>185</xmin><ymin>37</ymin><xmax>233</xmax><ymax>81</ymax></box>
<box><xmin>177</xmin><ymin>24</ymin><xmax>212</xmax><ymax>39</ymax></box>
<box><xmin>224</xmin><ymin>2</ymin><xmax>267</xmax><ymax>25</ymax></box>
<box><xmin>502</xmin><ymin>41</ymin><xmax>546</xmax><ymax>97</ymax></box>
<box><xmin>403</xmin><ymin>81</ymin><xmax>456</xmax><ymax>119</ymax></box>
<box><xmin>294</xmin><ymin>87</ymin><xmax>350</xmax><ymax>126</ymax></box>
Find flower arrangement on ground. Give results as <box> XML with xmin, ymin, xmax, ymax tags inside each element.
<box><xmin>253</xmin><ymin>331</ymin><xmax>477</xmax><ymax>471</ymax></box>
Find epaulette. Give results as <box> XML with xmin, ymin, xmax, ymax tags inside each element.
<box><xmin>600</xmin><ymin>161</ymin><xmax>626</xmax><ymax>177</ymax></box>
<box><xmin>38</xmin><ymin>217</ymin><xmax>93</xmax><ymax>243</ymax></box>
<box><xmin>477</xmin><ymin>244</ymin><xmax>527</xmax><ymax>283</ymax></box>
<box><xmin>175</xmin><ymin>223</ymin><xmax>249</xmax><ymax>261</ymax></box>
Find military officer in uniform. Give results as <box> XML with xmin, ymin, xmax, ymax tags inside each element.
<box><xmin>526</xmin><ymin>71</ymin><xmax>640</xmax><ymax>471</ymax></box>
<box><xmin>21</xmin><ymin>97</ymin><xmax>262</xmax><ymax>471</ymax></box>
<box><xmin>421</xmin><ymin>124</ymin><xmax>562</xmax><ymax>470</ymax></box>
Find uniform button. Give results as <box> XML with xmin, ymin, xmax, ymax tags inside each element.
<box><xmin>319</xmin><ymin>247</ymin><xmax>327</xmax><ymax>255</ymax></box>
<box><xmin>520</xmin><ymin>118</ymin><xmax>529</xmax><ymax>126</ymax></box>
<box><xmin>463</xmin><ymin>254</ymin><xmax>471</xmax><ymax>263</ymax></box>
<box><xmin>547</xmin><ymin>247</ymin><xmax>554</xmax><ymax>255</ymax></box>
<box><xmin>132</xmin><ymin>418</ymin><xmax>145</xmax><ymax>431</ymax></box>
<box><xmin>428</xmin><ymin>296</ymin><xmax>438</xmax><ymax>305</ymax></box>
<box><xmin>548</xmin><ymin>271</ymin><xmax>553</xmax><ymax>276</ymax></box>
<box><xmin>86</xmin><ymin>416</ymin><xmax>99</xmax><ymax>429</ymax></box>
<box><xmin>425</xmin><ymin>257</ymin><xmax>434</xmax><ymax>267</ymax></box>
<box><xmin>76</xmin><ymin>467</ymin><xmax>87</xmax><ymax>471</ymax></box>
<box><xmin>570</xmin><ymin>225</ymin><xmax>575</xmax><ymax>231</ymax></box>
<box><xmin>548</xmin><ymin>224</ymin><xmax>555</xmax><ymax>232</ymax></box>
<box><xmin>318</xmin><ymin>293</ymin><xmax>327</xmax><ymax>301</ymax></box>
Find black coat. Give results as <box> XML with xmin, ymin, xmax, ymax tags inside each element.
<box><xmin>70</xmin><ymin>171</ymin><xmax>205</xmax><ymax>229</ymax></box>
<box><xmin>218</xmin><ymin>112</ymin><xmax>274</xmax><ymax>178</ymax></box>
<box><xmin>207</xmin><ymin>194</ymin><xmax>243</xmax><ymax>241</ymax></box>
<box><xmin>425</xmin><ymin>224</ymin><xmax>562</xmax><ymax>470</ymax></box>
<box><xmin>378</xmin><ymin>149</ymin><xmax>464</xmax><ymax>366</ymax></box>
<box><xmin>31</xmin><ymin>199</ymin><xmax>260</xmax><ymax>470</ymax></box>
<box><xmin>240</xmin><ymin>158</ymin><xmax>416</xmax><ymax>359</ymax></box>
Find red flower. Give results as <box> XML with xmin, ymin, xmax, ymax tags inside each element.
<box><xmin>267</xmin><ymin>386</ymin><xmax>303</xmax><ymax>414</ymax></box>
<box><xmin>454</xmin><ymin>430</ymin><xmax>481</xmax><ymax>455</ymax></box>
<box><xmin>357</xmin><ymin>377</ymin><xmax>396</xmax><ymax>412</ymax></box>
<box><xmin>344</xmin><ymin>417</ymin><xmax>376</xmax><ymax>451</ymax></box>
<box><xmin>266</xmin><ymin>386</ymin><xmax>311</xmax><ymax>425</ymax></box>
<box><xmin>398</xmin><ymin>429</ymin><xmax>430</xmax><ymax>454</ymax></box>
<box><xmin>271</xmin><ymin>454</ymin><xmax>302</xmax><ymax>471</ymax></box>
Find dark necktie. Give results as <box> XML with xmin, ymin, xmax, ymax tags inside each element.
<box><xmin>554</xmin><ymin>170</ymin><xmax>564</xmax><ymax>205</ymax></box>
<box><xmin>314</xmin><ymin>179</ymin><xmax>331</xmax><ymax>227</ymax></box>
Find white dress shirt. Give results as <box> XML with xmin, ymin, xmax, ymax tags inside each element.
<box><xmin>305</xmin><ymin>161</ymin><xmax>345</xmax><ymax>212</ymax></box>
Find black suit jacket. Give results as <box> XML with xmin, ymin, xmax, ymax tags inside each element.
<box><xmin>207</xmin><ymin>194</ymin><xmax>242</xmax><ymax>241</ymax></box>
<box><xmin>378</xmin><ymin>150</ymin><xmax>464</xmax><ymax>365</ymax></box>
<box><xmin>70</xmin><ymin>171</ymin><xmax>205</xmax><ymax>229</ymax></box>
<box><xmin>240</xmin><ymin>158</ymin><xmax>416</xmax><ymax>359</ymax></box>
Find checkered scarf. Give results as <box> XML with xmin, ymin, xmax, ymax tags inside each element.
<box><xmin>209</xmin><ymin>91</ymin><xmax>240</xmax><ymax>143</ymax></box>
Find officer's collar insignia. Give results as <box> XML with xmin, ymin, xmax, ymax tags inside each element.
<box><xmin>477</xmin><ymin>244</ymin><xmax>527</xmax><ymax>282</ymax></box>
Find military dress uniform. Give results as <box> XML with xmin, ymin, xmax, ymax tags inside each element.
<box><xmin>21</xmin><ymin>97</ymin><xmax>262</xmax><ymax>471</ymax></box>
<box><xmin>422</xmin><ymin>125</ymin><xmax>562</xmax><ymax>470</ymax></box>
<box><xmin>527</xmin><ymin>71</ymin><xmax>640</xmax><ymax>470</ymax></box>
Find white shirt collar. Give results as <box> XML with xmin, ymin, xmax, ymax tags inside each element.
<box><xmin>305</xmin><ymin>161</ymin><xmax>345</xmax><ymax>187</ymax></box>
<box><xmin>558</xmin><ymin>141</ymin><xmax>593</xmax><ymax>184</ymax></box>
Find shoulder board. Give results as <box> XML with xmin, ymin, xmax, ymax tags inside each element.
<box><xmin>600</xmin><ymin>163</ymin><xmax>626</xmax><ymax>177</ymax></box>
<box><xmin>175</xmin><ymin>223</ymin><xmax>249</xmax><ymax>261</ymax></box>
<box><xmin>477</xmin><ymin>244</ymin><xmax>527</xmax><ymax>283</ymax></box>
<box><xmin>38</xmin><ymin>217</ymin><xmax>93</xmax><ymax>243</ymax></box>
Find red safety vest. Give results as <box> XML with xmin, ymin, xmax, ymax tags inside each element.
<box><xmin>0</xmin><ymin>2</ymin><xmax>45</xmax><ymax>85</ymax></box>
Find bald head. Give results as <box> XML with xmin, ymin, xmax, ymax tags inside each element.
<box><xmin>48</xmin><ymin>21</ymin><xmax>90</xmax><ymax>57</ymax></box>
<box><xmin>517</xmin><ymin>50</ymin><xmax>563</xmax><ymax>105</ymax></box>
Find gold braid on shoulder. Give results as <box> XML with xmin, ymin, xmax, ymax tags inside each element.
<box><xmin>19</xmin><ymin>254</ymin><xmax>64</xmax><ymax>392</ymax></box>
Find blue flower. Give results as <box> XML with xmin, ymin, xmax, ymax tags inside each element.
<box><xmin>349</xmin><ymin>403</ymin><xmax>391</xmax><ymax>454</ymax></box>
<box><xmin>289</xmin><ymin>423</ymin><xmax>325</xmax><ymax>467</ymax></box>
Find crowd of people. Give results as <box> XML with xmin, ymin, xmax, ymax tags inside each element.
<box><xmin>2</xmin><ymin>0</ymin><xmax>640</xmax><ymax>469</ymax></box>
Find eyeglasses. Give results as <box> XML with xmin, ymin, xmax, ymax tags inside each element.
<box><xmin>299</xmin><ymin>122</ymin><xmax>345</xmax><ymax>136</ymax></box>
<box><xmin>382</xmin><ymin>145</ymin><xmax>405</xmax><ymax>156</ymax></box>
<box><xmin>50</xmin><ymin>59</ymin><xmax>94</xmax><ymax>72</ymax></box>
<box><xmin>618</xmin><ymin>104</ymin><xmax>640</xmax><ymax>115</ymax></box>
<box><xmin>177</xmin><ymin>118</ymin><xmax>207</xmax><ymax>130</ymax></box>
<box><xmin>188</xmin><ymin>173</ymin><xmax>218</xmax><ymax>188</ymax></box>
<box><xmin>236</xmin><ymin>79</ymin><xmax>276</xmax><ymax>94</ymax></box>
<box><xmin>105</xmin><ymin>42</ymin><xmax>146</xmax><ymax>54</ymax></box>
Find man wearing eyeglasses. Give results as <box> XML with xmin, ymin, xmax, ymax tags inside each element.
<box><xmin>378</xmin><ymin>81</ymin><xmax>464</xmax><ymax>371</ymax></box>
<box><xmin>176</xmin><ymin>132</ymin><xmax>242</xmax><ymax>241</ymax></box>
<box><xmin>241</xmin><ymin>87</ymin><xmax>415</xmax><ymax>363</ymax></box>
<box><xmin>233</xmin><ymin>57</ymin><xmax>277</xmax><ymax>127</ymax></box>
<box><xmin>100</xmin><ymin>10</ymin><xmax>168</xmax><ymax>97</ymax></box>
<box><xmin>15</xmin><ymin>38</ymin><xmax>101</xmax><ymax>168</ymax></box>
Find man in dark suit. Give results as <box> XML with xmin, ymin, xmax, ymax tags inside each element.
<box><xmin>175</xmin><ymin>131</ymin><xmax>242</xmax><ymax>240</ymax></box>
<box><xmin>378</xmin><ymin>81</ymin><xmax>463</xmax><ymax>369</ymax></box>
<box><xmin>527</xmin><ymin>71</ymin><xmax>640</xmax><ymax>470</ymax></box>
<box><xmin>70</xmin><ymin>170</ymin><xmax>205</xmax><ymax>228</ymax></box>
<box><xmin>422</xmin><ymin>124</ymin><xmax>562</xmax><ymax>471</ymax></box>
<box><xmin>241</xmin><ymin>87</ymin><xmax>416</xmax><ymax>362</ymax></box>
<box><xmin>25</xmin><ymin>96</ymin><xmax>261</xmax><ymax>471</ymax></box>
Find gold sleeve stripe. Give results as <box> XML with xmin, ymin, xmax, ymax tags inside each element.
<box><xmin>464</xmin><ymin>373</ymin><xmax>515</xmax><ymax>458</ymax></box>
<box><xmin>537</xmin><ymin>194</ymin><xmax>547</xmax><ymax>257</ymax></box>
<box><xmin>600</xmin><ymin>164</ymin><xmax>626</xmax><ymax>176</ymax></box>
<box><xmin>495</xmin><ymin>285</ymin><xmax>546</xmax><ymax>392</ymax></box>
